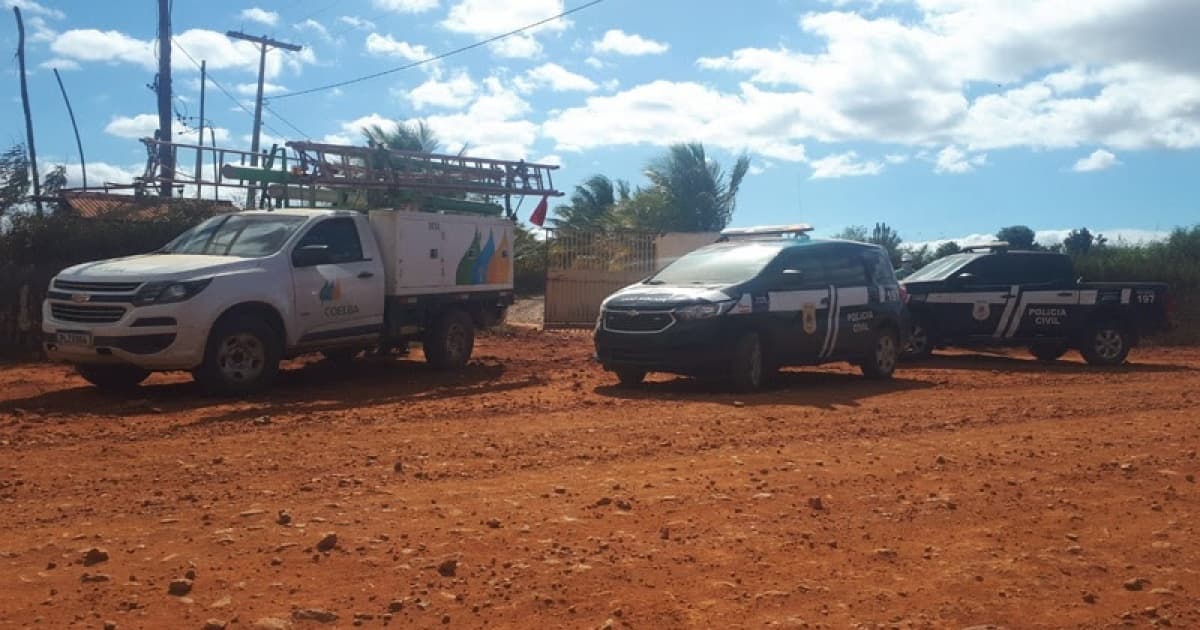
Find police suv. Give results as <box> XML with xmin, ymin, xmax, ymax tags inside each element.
<box><xmin>593</xmin><ymin>225</ymin><xmax>909</xmax><ymax>391</ymax></box>
<box><xmin>902</xmin><ymin>243</ymin><xmax>1173</xmax><ymax>365</ymax></box>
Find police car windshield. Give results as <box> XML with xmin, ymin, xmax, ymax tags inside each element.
<box><xmin>162</xmin><ymin>214</ymin><xmax>307</xmax><ymax>257</ymax></box>
<box><xmin>904</xmin><ymin>253</ymin><xmax>980</xmax><ymax>282</ymax></box>
<box><xmin>647</xmin><ymin>242</ymin><xmax>786</xmax><ymax>286</ymax></box>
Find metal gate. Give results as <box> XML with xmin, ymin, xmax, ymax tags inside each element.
<box><xmin>544</xmin><ymin>229</ymin><xmax>657</xmax><ymax>328</ymax></box>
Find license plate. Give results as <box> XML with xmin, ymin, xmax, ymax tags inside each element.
<box><xmin>56</xmin><ymin>332</ymin><xmax>92</xmax><ymax>346</ymax></box>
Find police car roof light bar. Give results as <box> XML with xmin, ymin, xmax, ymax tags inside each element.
<box><xmin>961</xmin><ymin>241</ymin><xmax>1010</xmax><ymax>253</ymax></box>
<box><xmin>719</xmin><ymin>224</ymin><xmax>815</xmax><ymax>240</ymax></box>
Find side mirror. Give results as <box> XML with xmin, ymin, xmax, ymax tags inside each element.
<box><xmin>293</xmin><ymin>243</ymin><xmax>332</xmax><ymax>267</ymax></box>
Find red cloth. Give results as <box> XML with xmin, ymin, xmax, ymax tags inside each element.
<box><xmin>529</xmin><ymin>195</ymin><xmax>549</xmax><ymax>227</ymax></box>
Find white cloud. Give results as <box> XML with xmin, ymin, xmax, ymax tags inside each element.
<box><xmin>294</xmin><ymin>19</ymin><xmax>331</xmax><ymax>42</ymax></box>
<box><xmin>1072</xmin><ymin>148</ymin><xmax>1121</xmax><ymax>173</ymax></box>
<box><xmin>365</xmin><ymin>33</ymin><xmax>430</xmax><ymax>61</ymax></box>
<box><xmin>104</xmin><ymin>114</ymin><xmax>230</xmax><ymax>144</ymax></box>
<box><xmin>584</xmin><ymin>56</ymin><xmax>605</xmax><ymax>69</ymax></box>
<box><xmin>338</xmin><ymin>15</ymin><xmax>376</xmax><ymax>30</ymax></box>
<box><xmin>60</xmin><ymin>162</ymin><xmax>141</xmax><ymax>190</ymax></box>
<box><xmin>405</xmin><ymin>71</ymin><xmax>477</xmax><ymax>109</ymax></box>
<box><xmin>592</xmin><ymin>29</ymin><xmax>668</xmax><ymax>56</ymax></box>
<box><xmin>443</xmin><ymin>0</ymin><xmax>567</xmax><ymax>58</ymax></box>
<box><xmin>5</xmin><ymin>0</ymin><xmax>64</xmax><ymax>19</ymax></box>
<box><xmin>489</xmin><ymin>33</ymin><xmax>542</xmax><ymax>59</ymax></box>
<box><xmin>884</xmin><ymin>153</ymin><xmax>909</xmax><ymax>164</ymax></box>
<box><xmin>536</xmin><ymin>154</ymin><xmax>562</xmax><ymax>167</ymax></box>
<box><xmin>38</xmin><ymin>58</ymin><xmax>79</xmax><ymax>71</ymax></box>
<box><xmin>372</xmin><ymin>0</ymin><xmax>439</xmax><ymax>13</ymax></box>
<box><xmin>909</xmin><ymin>227</ymin><xmax>1169</xmax><ymax>252</ymax></box>
<box><xmin>809</xmin><ymin>151</ymin><xmax>885</xmax><ymax>179</ymax></box>
<box><xmin>238</xmin><ymin>7</ymin><xmax>279</xmax><ymax>26</ymax></box>
<box><xmin>933</xmin><ymin>145</ymin><xmax>986</xmax><ymax>174</ymax></box>
<box><xmin>522</xmin><ymin>63</ymin><xmax>597</xmax><ymax>92</ymax></box>
<box><xmin>234</xmin><ymin>82</ymin><xmax>288</xmax><ymax>97</ymax></box>
<box><xmin>49</xmin><ymin>28</ymin><xmax>315</xmax><ymax>80</ymax></box>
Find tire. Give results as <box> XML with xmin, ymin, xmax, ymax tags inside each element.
<box><xmin>730</xmin><ymin>331</ymin><xmax>765</xmax><ymax>393</ymax></box>
<box><xmin>193</xmin><ymin>315</ymin><xmax>282</xmax><ymax>396</ymax></box>
<box><xmin>1080</xmin><ymin>320</ymin><xmax>1132</xmax><ymax>366</ymax></box>
<box><xmin>76</xmin><ymin>364</ymin><xmax>149</xmax><ymax>392</ymax></box>
<box><xmin>614</xmin><ymin>368</ymin><xmax>646</xmax><ymax>386</ymax></box>
<box><xmin>424</xmin><ymin>309</ymin><xmax>475</xmax><ymax>369</ymax></box>
<box><xmin>904</xmin><ymin>317</ymin><xmax>934</xmax><ymax>360</ymax></box>
<box><xmin>1029</xmin><ymin>342</ymin><xmax>1069</xmax><ymax>362</ymax></box>
<box><xmin>861</xmin><ymin>327</ymin><xmax>899</xmax><ymax>380</ymax></box>
<box><xmin>320</xmin><ymin>348</ymin><xmax>361</xmax><ymax>364</ymax></box>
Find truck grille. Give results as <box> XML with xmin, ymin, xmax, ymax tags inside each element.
<box><xmin>53</xmin><ymin>279</ymin><xmax>141</xmax><ymax>293</ymax></box>
<box><xmin>50</xmin><ymin>303</ymin><xmax>127</xmax><ymax>324</ymax></box>
<box><xmin>603</xmin><ymin>310</ymin><xmax>674</xmax><ymax>333</ymax></box>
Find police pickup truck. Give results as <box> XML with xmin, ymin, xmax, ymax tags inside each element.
<box><xmin>594</xmin><ymin>225</ymin><xmax>909</xmax><ymax>391</ymax></box>
<box><xmin>902</xmin><ymin>243</ymin><xmax>1173</xmax><ymax>365</ymax></box>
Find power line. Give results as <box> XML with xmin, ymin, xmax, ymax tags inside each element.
<box><xmin>268</xmin><ymin>0</ymin><xmax>607</xmax><ymax>101</ymax></box>
<box><xmin>262</xmin><ymin>101</ymin><xmax>310</xmax><ymax>139</ymax></box>
<box><xmin>172</xmin><ymin>39</ymin><xmax>291</xmax><ymax>139</ymax></box>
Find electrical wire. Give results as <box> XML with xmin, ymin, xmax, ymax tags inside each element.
<box><xmin>262</xmin><ymin>101</ymin><xmax>311</xmax><ymax>139</ymax></box>
<box><xmin>172</xmin><ymin>39</ymin><xmax>291</xmax><ymax>139</ymax></box>
<box><xmin>268</xmin><ymin>0</ymin><xmax>606</xmax><ymax>101</ymax></box>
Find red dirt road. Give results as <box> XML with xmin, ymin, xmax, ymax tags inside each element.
<box><xmin>1</xmin><ymin>331</ymin><xmax>1198</xmax><ymax>629</ymax></box>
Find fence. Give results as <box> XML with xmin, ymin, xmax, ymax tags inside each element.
<box><xmin>0</xmin><ymin>264</ymin><xmax>57</xmax><ymax>358</ymax></box>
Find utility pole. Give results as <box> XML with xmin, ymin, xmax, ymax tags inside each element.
<box><xmin>157</xmin><ymin>0</ymin><xmax>174</xmax><ymax>197</ymax></box>
<box><xmin>13</xmin><ymin>7</ymin><xmax>42</xmax><ymax>215</ymax></box>
<box><xmin>195</xmin><ymin>60</ymin><xmax>206</xmax><ymax>198</ymax></box>
<box><xmin>226</xmin><ymin>31</ymin><xmax>301</xmax><ymax>208</ymax></box>
<box><xmin>53</xmin><ymin>68</ymin><xmax>87</xmax><ymax>190</ymax></box>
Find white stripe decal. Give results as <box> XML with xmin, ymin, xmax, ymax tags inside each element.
<box><xmin>993</xmin><ymin>285</ymin><xmax>1020</xmax><ymax>338</ymax></box>
<box><xmin>1079</xmin><ymin>290</ymin><xmax>1098</xmax><ymax>306</ymax></box>
<box><xmin>1121</xmin><ymin>288</ymin><xmax>1131</xmax><ymax>304</ymax></box>
<box><xmin>820</xmin><ymin>285</ymin><xmax>838</xmax><ymax>358</ymax></box>
<box><xmin>767</xmin><ymin>289</ymin><xmax>829</xmax><ymax>312</ymax></box>
<box><xmin>836</xmin><ymin>286</ymin><xmax>870</xmax><ymax>307</ymax></box>
<box><xmin>1004</xmin><ymin>290</ymin><xmax>1078</xmax><ymax>338</ymax></box>
<box><xmin>925</xmin><ymin>291</ymin><xmax>1009</xmax><ymax>304</ymax></box>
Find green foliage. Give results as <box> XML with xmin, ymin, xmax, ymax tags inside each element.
<box><xmin>551</xmin><ymin>175</ymin><xmax>630</xmax><ymax>230</ymax></box>
<box><xmin>362</xmin><ymin>120</ymin><xmax>442</xmax><ymax>153</ymax></box>
<box><xmin>934</xmin><ymin>241</ymin><xmax>962</xmax><ymax>258</ymax></box>
<box><xmin>833</xmin><ymin>225</ymin><xmax>869</xmax><ymax>242</ymax></box>
<box><xmin>996</xmin><ymin>225</ymin><xmax>1037</xmax><ymax>250</ymax></box>
<box><xmin>836</xmin><ymin>223</ymin><xmax>903</xmax><ymax>262</ymax></box>
<box><xmin>1</xmin><ymin>144</ymin><xmax>30</xmax><ymax>215</ymax></box>
<box><xmin>636</xmin><ymin>143</ymin><xmax>750</xmax><ymax>232</ymax></box>
<box><xmin>1062</xmin><ymin>227</ymin><xmax>1107</xmax><ymax>255</ymax></box>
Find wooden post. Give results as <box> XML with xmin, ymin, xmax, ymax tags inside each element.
<box><xmin>13</xmin><ymin>7</ymin><xmax>42</xmax><ymax>215</ymax></box>
<box><xmin>195</xmin><ymin>60</ymin><xmax>206</xmax><ymax>198</ymax></box>
<box><xmin>157</xmin><ymin>0</ymin><xmax>174</xmax><ymax>197</ymax></box>
<box><xmin>53</xmin><ymin>69</ymin><xmax>87</xmax><ymax>190</ymax></box>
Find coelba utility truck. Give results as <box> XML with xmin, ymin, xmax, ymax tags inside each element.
<box><xmin>41</xmin><ymin>141</ymin><xmax>560</xmax><ymax>394</ymax></box>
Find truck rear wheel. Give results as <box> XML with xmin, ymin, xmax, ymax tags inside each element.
<box><xmin>1081</xmin><ymin>320</ymin><xmax>1131</xmax><ymax>366</ymax></box>
<box><xmin>76</xmin><ymin>365</ymin><xmax>149</xmax><ymax>392</ymax></box>
<box><xmin>424</xmin><ymin>309</ymin><xmax>475</xmax><ymax>369</ymax></box>
<box><xmin>730</xmin><ymin>332</ymin><xmax>765</xmax><ymax>393</ymax></box>
<box><xmin>614</xmin><ymin>368</ymin><xmax>646</xmax><ymax>386</ymax></box>
<box><xmin>904</xmin><ymin>317</ymin><xmax>934</xmax><ymax>360</ymax></box>
<box><xmin>193</xmin><ymin>315</ymin><xmax>281</xmax><ymax>395</ymax></box>
<box><xmin>861</xmin><ymin>327</ymin><xmax>899</xmax><ymax>380</ymax></box>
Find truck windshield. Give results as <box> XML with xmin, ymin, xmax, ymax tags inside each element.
<box><xmin>903</xmin><ymin>253</ymin><xmax>979</xmax><ymax>282</ymax></box>
<box><xmin>161</xmin><ymin>214</ymin><xmax>308</xmax><ymax>257</ymax></box>
<box><xmin>647</xmin><ymin>242</ymin><xmax>784</xmax><ymax>286</ymax></box>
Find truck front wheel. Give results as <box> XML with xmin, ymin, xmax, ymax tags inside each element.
<box><xmin>193</xmin><ymin>315</ymin><xmax>282</xmax><ymax>395</ymax></box>
<box><xmin>1081</xmin><ymin>321</ymin><xmax>1132</xmax><ymax>366</ymax></box>
<box><xmin>424</xmin><ymin>309</ymin><xmax>475</xmax><ymax>369</ymax></box>
<box><xmin>76</xmin><ymin>365</ymin><xmax>149</xmax><ymax>392</ymax></box>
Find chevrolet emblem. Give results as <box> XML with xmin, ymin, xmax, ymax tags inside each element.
<box><xmin>70</xmin><ymin>293</ymin><xmax>90</xmax><ymax>304</ymax></box>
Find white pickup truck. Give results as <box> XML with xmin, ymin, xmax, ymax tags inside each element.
<box><xmin>42</xmin><ymin>207</ymin><xmax>515</xmax><ymax>394</ymax></box>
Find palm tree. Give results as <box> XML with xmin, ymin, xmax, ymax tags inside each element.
<box><xmin>639</xmin><ymin>143</ymin><xmax>750</xmax><ymax>232</ymax></box>
<box><xmin>550</xmin><ymin>174</ymin><xmax>630</xmax><ymax>230</ymax></box>
<box><xmin>362</xmin><ymin>120</ymin><xmax>442</xmax><ymax>153</ymax></box>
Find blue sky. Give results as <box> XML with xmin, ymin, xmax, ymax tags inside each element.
<box><xmin>3</xmin><ymin>0</ymin><xmax>1198</xmax><ymax>247</ymax></box>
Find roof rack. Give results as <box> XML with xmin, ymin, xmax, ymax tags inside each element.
<box><xmin>962</xmin><ymin>241</ymin><xmax>1010</xmax><ymax>253</ymax></box>
<box><xmin>719</xmin><ymin>224</ymin><xmax>814</xmax><ymax>241</ymax></box>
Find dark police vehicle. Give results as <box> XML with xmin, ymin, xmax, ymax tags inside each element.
<box><xmin>902</xmin><ymin>243</ymin><xmax>1173</xmax><ymax>365</ymax></box>
<box><xmin>594</xmin><ymin>225</ymin><xmax>909</xmax><ymax>391</ymax></box>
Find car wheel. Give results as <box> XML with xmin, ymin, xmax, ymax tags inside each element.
<box><xmin>730</xmin><ymin>331</ymin><xmax>765</xmax><ymax>393</ymax></box>
<box><xmin>424</xmin><ymin>309</ymin><xmax>475</xmax><ymax>369</ymax></box>
<box><xmin>193</xmin><ymin>315</ymin><xmax>281</xmax><ymax>396</ymax></box>
<box><xmin>614</xmin><ymin>368</ymin><xmax>646</xmax><ymax>386</ymax></box>
<box><xmin>1029</xmin><ymin>342</ymin><xmax>1069</xmax><ymax>362</ymax></box>
<box><xmin>76</xmin><ymin>364</ymin><xmax>150</xmax><ymax>392</ymax></box>
<box><xmin>861</xmin><ymin>327</ymin><xmax>899</xmax><ymax>380</ymax></box>
<box><xmin>1081</xmin><ymin>320</ymin><xmax>1131</xmax><ymax>366</ymax></box>
<box><xmin>904</xmin><ymin>317</ymin><xmax>934</xmax><ymax>360</ymax></box>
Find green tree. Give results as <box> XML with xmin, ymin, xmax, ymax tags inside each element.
<box><xmin>550</xmin><ymin>175</ymin><xmax>631</xmax><ymax>230</ymax></box>
<box><xmin>996</xmin><ymin>225</ymin><xmax>1037</xmax><ymax>250</ymax></box>
<box><xmin>1</xmin><ymin>144</ymin><xmax>31</xmax><ymax>215</ymax></box>
<box><xmin>362</xmin><ymin>120</ymin><xmax>442</xmax><ymax>153</ymax></box>
<box><xmin>1062</xmin><ymin>227</ymin><xmax>1095</xmax><ymax>255</ymax></box>
<box><xmin>834</xmin><ymin>225</ymin><xmax>869</xmax><ymax>242</ymax></box>
<box><xmin>638</xmin><ymin>143</ymin><xmax>750</xmax><ymax>232</ymax></box>
<box><xmin>934</xmin><ymin>241</ymin><xmax>962</xmax><ymax>258</ymax></box>
<box><xmin>869</xmin><ymin>222</ymin><xmax>903</xmax><ymax>260</ymax></box>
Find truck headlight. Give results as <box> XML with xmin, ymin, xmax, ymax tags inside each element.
<box><xmin>674</xmin><ymin>302</ymin><xmax>731</xmax><ymax>321</ymax></box>
<box><xmin>133</xmin><ymin>278</ymin><xmax>212</xmax><ymax>306</ymax></box>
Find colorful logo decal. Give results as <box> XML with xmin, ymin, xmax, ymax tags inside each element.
<box><xmin>319</xmin><ymin>279</ymin><xmax>342</xmax><ymax>302</ymax></box>
<box><xmin>456</xmin><ymin>229</ymin><xmax>512</xmax><ymax>286</ymax></box>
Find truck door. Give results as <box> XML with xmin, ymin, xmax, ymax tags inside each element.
<box><xmin>291</xmin><ymin>217</ymin><xmax>386</xmax><ymax>346</ymax></box>
<box><xmin>1000</xmin><ymin>254</ymin><xmax>1079</xmax><ymax>339</ymax></box>
<box><xmin>822</xmin><ymin>246</ymin><xmax>874</xmax><ymax>359</ymax></box>
<box><xmin>942</xmin><ymin>254</ymin><xmax>1020</xmax><ymax>340</ymax></box>
<box><xmin>764</xmin><ymin>248</ymin><xmax>830</xmax><ymax>363</ymax></box>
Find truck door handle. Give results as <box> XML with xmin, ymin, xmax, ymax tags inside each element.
<box><xmin>358</xmin><ymin>271</ymin><xmax>375</xmax><ymax>279</ymax></box>
<box><xmin>1057</xmin><ymin>292</ymin><xmax>1073</xmax><ymax>297</ymax></box>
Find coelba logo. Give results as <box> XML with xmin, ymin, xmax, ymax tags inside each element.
<box><xmin>319</xmin><ymin>280</ymin><xmax>341</xmax><ymax>302</ymax></box>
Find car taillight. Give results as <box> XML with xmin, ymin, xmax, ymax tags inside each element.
<box><xmin>898</xmin><ymin>285</ymin><xmax>910</xmax><ymax>303</ymax></box>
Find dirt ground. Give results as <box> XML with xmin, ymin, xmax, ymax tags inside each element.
<box><xmin>1</xmin><ymin>331</ymin><xmax>1198</xmax><ymax>630</ymax></box>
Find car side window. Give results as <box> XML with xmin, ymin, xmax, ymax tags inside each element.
<box><xmin>962</xmin><ymin>255</ymin><xmax>1014</xmax><ymax>284</ymax></box>
<box><xmin>869</xmin><ymin>249</ymin><xmax>896</xmax><ymax>284</ymax></box>
<box><xmin>774</xmin><ymin>249</ymin><xmax>827</xmax><ymax>287</ymax></box>
<box><xmin>294</xmin><ymin>218</ymin><xmax>363</xmax><ymax>265</ymax></box>
<box><xmin>824</xmin><ymin>249</ymin><xmax>869</xmax><ymax>286</ymax></box>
